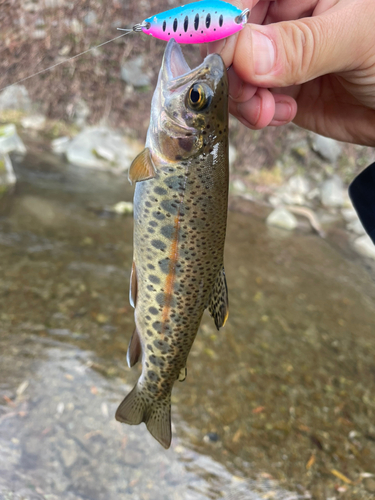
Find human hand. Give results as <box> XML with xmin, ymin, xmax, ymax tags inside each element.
<box><xmin>203</xmin><ymin>0</ymin><xmax>375</xmax><ymax>146</ymax></box>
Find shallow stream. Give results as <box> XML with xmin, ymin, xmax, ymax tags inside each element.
<box><xmin>1</xmin><ymin>145</ymin><xmax>375</xmax><ymax>499</ymax></box>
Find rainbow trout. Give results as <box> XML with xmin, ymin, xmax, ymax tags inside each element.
<box><xmin>115</xmin><ymin>39</ymin><xmax>229</xmax><ymax>449</ymax></box>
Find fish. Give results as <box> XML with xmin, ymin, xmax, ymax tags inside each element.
<box><xmin>115</xmin><ymin>38</ymin><xmax>229</xmax><ymax>449</ymax></box>
<box><xmin>118</xmin><ymin>0</ymin><xmax>250</xmax><ymax>44</ymax></box>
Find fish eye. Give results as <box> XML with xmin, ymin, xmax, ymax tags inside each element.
<box><xmin>187</xmin><ymin>83</ymin><xmax>212</xmax><ymax>111</ymax></box>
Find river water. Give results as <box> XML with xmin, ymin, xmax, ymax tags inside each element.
<box><xmin>1</xmin><ymin>144</ymin><xmax>375</xmax><ymax>500</ymax></box>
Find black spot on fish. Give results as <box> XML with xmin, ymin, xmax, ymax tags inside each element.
<box><xmin>161</xmin><ymin>200</ymin><xmax>179</xmax><ymax>215</ymax></box>
<box><xmin>149</xmin><ymin>355</ymin><xmax>164</xmax><ymax>367</ymax></box>
<box><xmin>153</xmin><ymin>211</ymin><xmax>165</xmax><ymax>221</ymax></box>
<box><xmin>153</xmin><ymin>339</ymin><xmax>170</xmax><ymax>354</ymax></box>
<box><xmin>145</xmin><ymin>201</ymin><xmax>152</xmax><ymax>208</ymax></box>
<box><xmin>184</xmin><ymin>15</ymin><xmax>189</xmax><ymax>32</ymax></box>
<box><xmin>156</xmin><ymin>293</ymin><xmax>165</xmax><ymax>305</ymax></box>
<box><xmin>149</xmin><ymin>307</ymin><xmax>158</xmax><ymax>315</ymax></box>
<box><xmin>148</xmin><ymin>370</ymin><xmax>159</xmax><ymax>381</ymax></box>
<box><xmin>154</xmin><ymin>186</ymin><xmax>167</xmax><ymax>196</ymax></box>
<box><xmin>151</xmin><ymin>239</ymin><xmax>166</xmax><ymax>251</ymax></box>
<box><xmin>161</xmin><ymin>224</ymin><xmax>175</xmax><ymax>239</ymax></box>
<box><xmin>147</xmin><ymin>263</ymin><xmax>155</xmax><ymax>270</ymax></box>
<box><xmin>152</xmin><ymin>321</ymin><xmax>161</xmax><ymax>331</ymax></box>
<box><xmin>149</xmin><ymin>275</ymin><xmax>160</xmax><ymax>284</ymax></box>
<box><xmin>158</xmin><ymin>258</ymin><xmax>170</xmax><ymax>274</ymax></box>
<box><xmin>163</xmin><ymin>20</ymin><xmax>166</xmax><ymax>32</ymax></box>
<box><xmin>206</xmin><ymin>13</ymin><xmax>211</xmax><ymax>28</ymax></box>
<box><xmin>219</xmin><ymin>14</ymin><xmax>223</xmax><ymax>27</ymax></box>
<box><xmin>173</xmin><ymin>18</ymin><xmax>178</xmax><ymax>32</ymax></box>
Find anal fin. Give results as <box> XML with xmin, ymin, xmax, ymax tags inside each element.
<box><xmin>178</xmin><ymin>366</ymin><xmax>187</xmax><ymax>382</ymax></box>
<box><xmin>208</xmin><ymin>267</ymin><xmax>229</xmax><ymax>330</ymax></box>
<box><xmin>129</xmin><ymin>148</ymin><xmax>156</xmax><ymax>184</ymax></box>
<box><xmin>127</xmin><ymin>326</ymin><xmax>142</xmax><ymax>367</ymax></box>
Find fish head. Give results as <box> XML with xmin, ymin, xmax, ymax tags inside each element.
<box><xmin>148</xmin><ymin>39</ymin><xmax>228</xmax><ymax>163</ymax></box>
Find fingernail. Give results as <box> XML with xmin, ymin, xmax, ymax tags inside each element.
<box><xmin>273</xmin><ymin>102</ymin><xmax>292</xmax><ymax>122</ymax></box>
<box><xmin>251</xmin><ymin>29</ymin><xmax>275</xmax><ymax>75</ymax></box>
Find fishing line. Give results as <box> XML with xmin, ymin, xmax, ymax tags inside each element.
<box><xmin>0</xmin><ymin>32</ymin><xmax>133</xmax><ymax>93</ymax></box>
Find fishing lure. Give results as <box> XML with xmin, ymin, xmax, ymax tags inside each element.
<box><xmin>118</xmin><ymin>0</ymin><xmax>250</xmax><ymax>44</ymax></box>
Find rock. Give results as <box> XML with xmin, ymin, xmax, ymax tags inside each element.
<box><xmin>287</xmin><ymin>175</ymin><xmax>310</xmax><ymax>196</ymax></box>
<box><xmin>66</xmin><ymin>127</ymin><xmax>142</xmax><ymax>171</ymax></box>
<box><xmin>347</xmin><ymin>218</ymin><xmax>365</xmax><ymax>235</ymax></box>
<box><xmin>232</xmin><ymin>179</ymin><xmax>246</xmax><ymax>193</ymax></box>
<box><xmin>61</xmin><ymin>440</ymin><xmax>78</xmax><ymax>468</ymax></box>
<box><xmin>110</xmin><ymin>201</ymin><xmax>134</xmax><ymax>215</ymax></box>
<box><xmin>72</xmin><ymin>98</ymin><xmax>90</xmax><ymax>128</ymax></box>
<box><xmin>320</xmin><ymin>175</ymin><xmax>345</xmax><ymax>207</ymax></box>
<box><xmin>203</xmin><ymin>432</ymin><xmax>220</xmax><ymax>443</ymax></box>
<box><xmin>0</xmin><ymin>85</ymin><xmax>32</xmax><ymax>112</ymax></box>
<box><xmin>266</xmin><ymin>208</ymin><xmax>298</xmax><ymax>231</ymax></box>
<box><xmin>311</xmin><ymin>133</ymin><xmax>342</xmax><ymax>163</ymax></box>
<box><xmin>69</xmin><ymin>18</ymin><xmax>83</xmax><ymax>35</ymax></box>
<box><xmin>51</xmin><ymin>136</ymin><xmax>70</xmax><ymax>154</ymax></box>
<box><xmin>120</xmin><ymin>56</ymin><xmax>152</xmax><ymax>87</ymax></box>
<box><xmin>364</xmin><ymin>478</ymin><xmax>375</xmax><ymax>493</ymax></box>
<box><xmin>0</xmin><ymin>153</ymin><xmax>16</xmax><ymax>188</ymax></box>
<box><xmin>353</xmin><ymin>235</ymin><xmax>375</xmax><ymax>260</ymax></box>
<box><xmin>306</xmin><ymin>187</ymin><xmax>320</xmax><ymax>201</ymax></box>
<box><xmin>275</xmin><ymin>175</ymin><xmax>310</xmax><ymax>205</ymax></box>
<box><xmin>32</xmin><ymin>29</ymin><xmax>47</xmax><ymax>39</ymax></box>
<box><xmin>83</xmin><ymin>10</ymin><xmax>97</xmax><ymax>26</ymax></box>
<box><xmin>0</xmin><ymin>124</ymin><xmax>27</xmax><ymax>155</ymax></box>
<box><xmin>21</xmin><ymin>114</ymin><xmax>46</xmax><ymax>131</ymax></box>
<box><xmin>341</xmin><ymin>207</ymin><xmax>358</xmax><ymax>222</ymax></box>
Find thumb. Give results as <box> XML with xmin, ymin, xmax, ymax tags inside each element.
<box><xmin>232</xmin><ymin>3</ymin><xmax>372</xmax><ymax>88</ymax></box>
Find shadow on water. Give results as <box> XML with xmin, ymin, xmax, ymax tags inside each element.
<box><xmin>1</xmin><ymin>147</ymin><xmax>375</xmax><ymax>499</ymax></box>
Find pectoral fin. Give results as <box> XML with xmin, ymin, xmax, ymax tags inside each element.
<box><xmin>127</xmin><ymin>326</ymin><xmax>142</xmax><ymax>368</ymax></box>
<box><xmin>208</xmin><ymin>267</ymin><xmax>229</xmax><ymax>330</ymax></box>
<box><xmin>128</xmin><ymin>148</ymin><xmax>156</xmax><ymax>184</ymax></box>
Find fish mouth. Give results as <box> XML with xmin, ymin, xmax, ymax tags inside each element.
<box><xmin>162</xmin><ymin>39</ymin><xmax>191</xmax><ymax>82</ymax></box>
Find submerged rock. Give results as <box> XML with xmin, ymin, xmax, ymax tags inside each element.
<box><xmin>110</xmin><ymin>201</ymin><xmax>134</xmax><ymax>215</ymax></box>
<box><xmin>320</xmin><ymin>175</ymin><xmax>345</xmax><ymax>207</ymax></box>
<box><xmin>311</xmin><ymin>133</ymin><xmax>342</xmax><ymax>163</ymax></box>
<box><xmin>266</xmin><ymin>208</ymin><xmax>298</xmax><ymax>231</ymax></box>
<box><xmin>0</xmin><ymin>124</ymin><xmax>27</xmax><ymax>155</ymax></box>
<box><xmin>65</xmin><ymin>127</ymin><xmax>142</xmax><ymax>171</ymax></box>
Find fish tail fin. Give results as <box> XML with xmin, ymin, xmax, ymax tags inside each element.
<box><xmin>115</xmin><ymin>385</ymin><xmax>172</xmax><ymax>449</ymax></box>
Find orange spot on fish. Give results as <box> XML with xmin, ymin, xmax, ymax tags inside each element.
<box><xmin>161</xmin><ymin>207</ymin><xmax>181</xmax><ymax>327</ymax></box>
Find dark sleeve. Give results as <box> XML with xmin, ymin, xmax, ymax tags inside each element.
<box><xmin>349</xmin><ymin>161</ymin><xmax>375</xmax><ymax>244</ymax></box>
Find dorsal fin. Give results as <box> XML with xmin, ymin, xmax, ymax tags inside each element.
<box><xmin>128</xmin><ymin>148</ymin><xmax>156</xmax><ymax>184</ymax></box>
<box><xmin>127</xmin><ymin>326</ymin><xmax>142</xmax><ymax>367</ymax></box>
<box><xmin>208</xmin><ymin>267</ymin><xmax>229</xmax><ymax>330</ymax></box>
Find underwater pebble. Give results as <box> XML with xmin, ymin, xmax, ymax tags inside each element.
<box><xmin>266</xmin><ymin>208</ymin><xmax>298</xmax><ymax>231</ymax></box>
